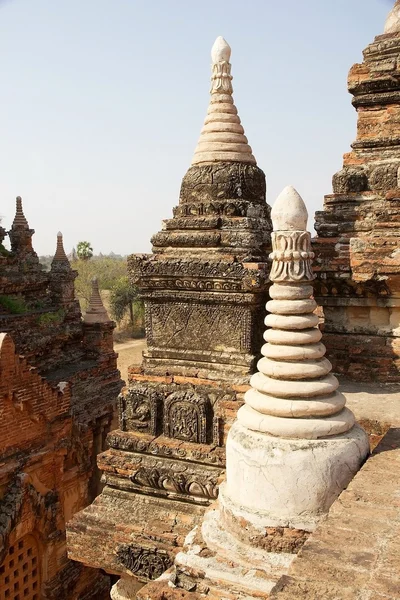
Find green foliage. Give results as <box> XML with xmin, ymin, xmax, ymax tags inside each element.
<box><xmin>109</xmin><ymin>276</ymin><xmax>138</xmax><ymax>325</ymax></box>
<box><xmin>71</xmin><ymin>256</ymin><xmax>128</xmax><ymax>309</ymax></box>
<box><xmin>0</xmin><ymin>295</ymin><xmax>27</xmax><ymax>314</ymax></box>
<box><xmin>77</xmin><ymin>241</ymin><xmax>93</xmax><ymax>261</ymax></box>
<box><xmin>0</xmin><ymin>243</ymin><xmax>10</xmax><ymax>257</ymax></box>
<box><xmin>37</xmin><ymin>309</ymin><xmax>65</xmax><ymax>326</ymax></box>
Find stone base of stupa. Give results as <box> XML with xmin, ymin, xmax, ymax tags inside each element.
<box><xmin>224</xmin><ymin>421</ymin><xmax>370</xmax><ymax>531</ymax></box>
<box><xmin>166</xmin><ymin>513</ymin><xmax>294</xmax><ymax>599</ymax></box>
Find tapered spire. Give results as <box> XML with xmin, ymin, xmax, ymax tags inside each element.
<box><xmin>191</xmin><ymin>36</ymin><xmax>256</xmax><ymax>166</ymax></box>
<box><xmin>9</xmin><ymin>196</ymin><xmax>34</xmax><ymax>253</ymax></box>
<box><xmin>52</xmin><ymin>232</ymin><xmax>69</xmax><ymax>263</ymax></box>
<box><xmin>384</xmin><ymin>0</ymin><xmax>400</xmax><ymax>34</ymax></box>
<box><xmin>12</xmin><ymin>196</ymin><xmax>29</xmax><ymax>229</ymax></box>
<box><xmin>238</xmin><ymin>186</ymin><xmax>355</xmax><ymax>439</ymax></box>
<box><xmin>83</xmin><ymin>278</ymin><xmax>111</xmax><ymax>324</ymax></box>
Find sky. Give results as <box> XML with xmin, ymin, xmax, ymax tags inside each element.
<box><xmin>0</xmin><ymin>0</ymin><xmax>395</xmax><ymax>256</ymax></box>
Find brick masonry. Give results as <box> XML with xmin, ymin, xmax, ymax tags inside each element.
<box><xmin>313</xmin><ymin>27</ymin><xmax>400</xmax><ymax>382</ymax></box>
<box><xmin>0</xmin><ymin>201</ymin><xmax>123</xmax><ymax>599</ymax></box>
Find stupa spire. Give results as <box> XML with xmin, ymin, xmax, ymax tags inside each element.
<box><xmin>52</xmin><ymin>232</ymin><xmax>69</xmax><ymax>263</ymax></box>
<box><xmin>83</xmin><ymin>278</ymin><xmax>111</xmax><ymax>324</ymax></box>
<box><xmin>384</xmin><ymin>0</ymin><xmax>400</xmax><ymax>34</ymax></box>
<box><xmin>11</xmin><ymin>196</ymin><xmax>29</xmax><ymax>229</ymax></box>
<box><xmin>9</xmin><ymin>196</ymin><xmax>34</xmax><ymax>253</ymax></box>
<box><xmin>191</xmin><ymin>36</ymin><xmax>256</xmax><ymax>166</ymax></box>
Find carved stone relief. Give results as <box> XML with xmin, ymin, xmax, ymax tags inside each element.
<box><xmin>119</xmin><ymin>385</ymin><xmax>159</xmax><ymax>435</ymax></box>
<box><xmin>147</xmin><ymin>302</ymin><xmax>250</xmax><ymax>353</ymax></box>
<box><xmin>116</xmin><ymin>544</ymin><xmax>172</xmax><ymax>580</ymax></box>
<box><xmin>163</xmin><ymin>391</ymin><xmax>208</xmax><ymax>444</ymax></box>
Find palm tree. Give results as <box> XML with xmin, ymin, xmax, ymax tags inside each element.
<box><xmin>76</xmin><ymin>241</ymin><xmax>93</xmax><ymax>261</ymax></box>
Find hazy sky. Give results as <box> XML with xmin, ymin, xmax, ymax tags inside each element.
<box><xmin>0</xmin><ymin>0</ymin><xmax>394</xmax><ymax>255</ymax></box>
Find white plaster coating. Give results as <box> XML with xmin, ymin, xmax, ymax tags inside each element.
<box><xmin>261</xmin><ymin>341</ymin><xmax>326</xmax><ymax>360</ymax></box>
<box><xmin>218</xmin><ymin>480</ymin><xmax>318</xmax><ymax>532</ymax></box>
<box><xmin>250</xmin><ymin>372</ymin><xmax>339</xmax><ymax>398</ymax></box>
<box><xmin>211</xmin><ymin>36</ymin><xmax>231</xmax><ymax>63</ymax></box>
<box><xmin>221</xmin><ymin>186</ymin><xmax>369</xmax><ymax>533</ymax></box>
<box><xmin>238</xmin><ymin>404</ymin><xmax>355</xmax><ymax>439</ymax></box>
<box><xmin>385</xmin><ymin>1</ymin><xmax>400</xmax><ymax>34</ymax></box>
<box><xmin>266</xmin><ymin>298</ymin><xmax>317</xmax><ymax>314</ymax></box>
<box><xmin>269</xmin><ymin>283</ymin><xmax>314</xmax><ymax>300</ymax></box>
<box><xmin>270</xmin><ymin>185</ymin><xmax>308</xmax><ymax>231</ymax></box>
<box><xmin>244</xmin><ymin>389</ymin><xmax>346</xmax><ymax>417</ymax></box>
<box><xmin>224</xmin><ymin>422</ymin><xmax>369</xmax><ymax>526</ymax></box>
<box><xmin>265</xmin><ymin>313</ymin><xmax>320</xmax><ymax>329</ymax></box>
<box><xmin>257</xmin><ymin>356</ymin><xmax>332</xmax><ymax>379</ymax></box>
<box><xmin>238</xmin><ymin>186</ymin><xmax>363</xmax><ymax>437</ymax></box>
<box><xmin>191</xmin><ymin>37</ymin><xmax>256</xmax><ymax>165</ymax></box>
<box><xmin>264</xmin><ymin>327</ymin><xmax>322</xmax><ymax>345</ymax></box>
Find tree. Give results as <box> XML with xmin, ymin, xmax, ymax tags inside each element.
<box><xmin>109</xmin><ymin>276</ymin><xmax>138</xmax><ymax>326</ymax></box>
<box><xmin>71</xmin><ymin>256</ymin><xmax>128</xmax><ymax>309</ymax></box>
<box><xmin>76</xmin><ymin>241</ymin><xmax>93</xmax><ymax>261</ymax></box>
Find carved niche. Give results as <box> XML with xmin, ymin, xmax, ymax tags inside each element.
<box><xmin>116</xmin><ymin>544</ymin><xmax>172</xmax><ymax>580</ymax></box>
<box><xmin>163</xmin><ymin>391</ymin><xmax>208</xmax><ymax>444</ymax></box>
<box><xmin>119</xmin><ymin>384</ymin><xmax>159</xmax><ymax>435</ymax></box>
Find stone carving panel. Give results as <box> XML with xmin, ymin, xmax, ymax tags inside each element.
<box><xmin>119</xmin><ymin>384</ymin><xmax>159</xmax><ymax>435</ymax></box>
<box><xmin>116</xmin><ymin>544</ymin><xmax>172</xmax><ymax>580</ymax></box>
<box><xmin>130</xmin><ymin>464</ymin><xmax>219</xmax><ymax>500</ymax></box>
<box><xmin>147</xmin><ymin>302</ymin><xmax>250</xmax><ymax>353</ymax></box>
<box><xmin>163</xmin><ymin>391</ymin><xmax>208</xmax><ymax>443</ymax></box>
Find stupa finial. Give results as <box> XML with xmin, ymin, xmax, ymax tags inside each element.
<box><xmin>52</xmin><ymin>231</ymin><xmax>69</xmax><ymax>263</ymax></box>
<box><xmin>271</xmin><ymin>185</ymin><xmax>308</xmax><ymax>232</ymax></box>
<box><xmin>211</xmin><ymin>36</ymin><xmax>231</xmax><ymax>65</ymax></box>
<box><xmin>83</xmin><ymin>278</ymin><xmax>111</xmax><ymax>324</ymax></box>
<box><xmin>191</xmin><ymin>36</ymin><xmax>256</xmax><ymax>166</ymax></box>
<box><xmin>384</xmin><ymin>0</ymin><xmax>400</xmax><ymax>34</ymax></box>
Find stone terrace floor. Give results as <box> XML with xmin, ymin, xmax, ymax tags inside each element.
<box><xmin>269</xmin><ymin>379</ymin><xmax>400</xmax><ymax>600</ymax></box>
<box><xmin>270</xmin><ymin>426</ymin><xmax>400</xmax><ymax>600</ymax></box>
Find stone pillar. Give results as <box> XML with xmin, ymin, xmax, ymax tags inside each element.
<box><xmin>219</xmin><ymin>187</ymin><xmax>369</xmax><ymax>536</ymax></box>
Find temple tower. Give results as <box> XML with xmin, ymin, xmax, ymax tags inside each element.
<box><xmin>67</xmin><ymin>36</ymin><xmax>272</xmax><ymax>585</ymax></box>
<box><xmin>314</xmin><ymin>2</ymin><xmax>400</xmax><ymax>382</ymax></box>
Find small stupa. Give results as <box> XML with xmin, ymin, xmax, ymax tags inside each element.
<box><xmin>238</xmin><ymin>186</ymin><xmax>355</xmax><ymax>441</ymax></box>
<box><xmin>83</xmin><ymin>278</ymin><xmax>111</xmax><ymax>324</ymax></box>
<box><xmin>52</xmin><ymin>232</ymin><xmax>69</xmax><ymax>263</ymax></box>
<box><xmin>9</xmin><ymin>197</ymin><xmax>34</xmax><ymax>253</ymax></box>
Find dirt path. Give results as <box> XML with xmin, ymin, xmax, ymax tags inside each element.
<box><xmin>114</xmin><ymin>338</ymin><xmax>146</xmax><ymax>383</ymax></box>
